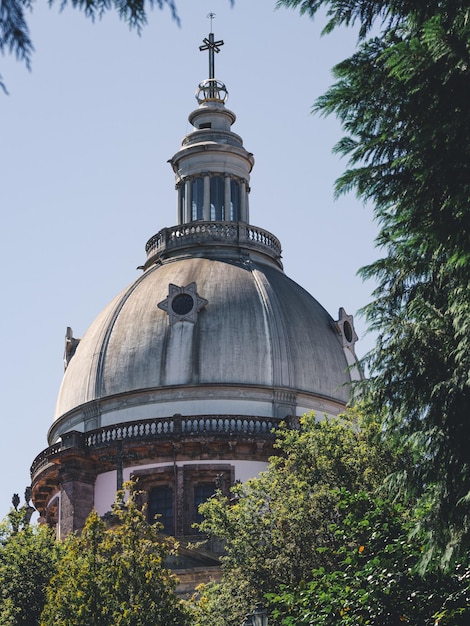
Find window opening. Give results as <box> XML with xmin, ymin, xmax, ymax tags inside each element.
<box><xmin>179</xmin><ymin>183</ymin><xmax>186</xmax><ymax>222</ymax></box>
<box><xmin>210</xmin><ymin>176</ymin><xmax>224</xmax><ymax>220</ymax></box>
<box><xmin>171</xmin><ymin>293</ymin><xmax>194</xmax><ymax>316</ymax></box>
<box><xmin>148</xmin><ymin>486</ymin><xmax>174</xmax><ymax>535</ymax></box>
<box><xmin>191</xmin><ymin>177</ymin><xmax>204</xmax><ymax>221</ymax></box>
<box><xmin>230</xmin><ymin>179</ymin><xmax>240</xmax><ymax>221</ymax></box>
<box><xmin>193</xmin><ymin>483</ymin><xmax>215</xmax><ymax>525</ymax></box>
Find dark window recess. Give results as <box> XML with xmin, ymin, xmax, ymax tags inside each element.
<box><xmin>343</xmin><ymin>321</ymin><xmax>353</xmax><ymax>343</ymax></box>
<box><xmin>191</xmin><ymin>177</ymin><xmax>204</xmax><ymax>220</ymax></box>
<box><xmin>210</xmin><ymin>176</ymin><xmax>225</xmax><ymax>220</ymax></box>
<box><xmin>148</xmin><ymin>486</ymin><xmax>174</xmax><ymax>534</ymax></box>
<box><xmin>179</xmin><ymin>184</ymin><xmax>186</xmax><ymax>222</ymax></box>
<box><xmin>171</xmin><ymin>293</ymin><xmax>194</xmax><ymax>316</ymax></box>
<box><xmin>230</xmin><ymin>179</ymin><xmax>240</xmax><ymax>221</ymax></box>
<box><xmin>199</xmin><ymin>122</ymin><xmax>212</xmax><ymax>129</ymax></box>
<box><xmin>193</xmin><ymin>483</ymin><xmax>216</xmax><ymax>525</ymax></box>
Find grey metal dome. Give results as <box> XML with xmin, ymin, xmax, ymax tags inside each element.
<box><xmin>50</xmin><ymin>49</ymin><xmax>360</xmax><ymax>444</ymax></box>
<box><xmin>52</xmin><ymin>242</ymin><xmax>355</xmax><ymax>443</ymax></box>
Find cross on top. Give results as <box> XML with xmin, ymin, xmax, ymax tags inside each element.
<box><xmin>199</xmin><ymin>13</ymin><xmax>224</xmax><ymax>80</ymax></box>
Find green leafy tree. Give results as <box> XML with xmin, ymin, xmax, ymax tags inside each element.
<box><xmin>192</xmin><ymin>413</ymin><xmax>470</xmax><ymax>625</ymax></box>
<box><xmin>0</xmin><ymin>508</ymin><xmax>63</xmax><ymax>625</ymax></box>
<box><xmin>192</xmin><ymin>411</ymin><xmax>400</xmax><ymax>626</ymax></box>
<box><xmin>267</xmin><ymin>491</ymin><xmax>468</xmax><ymax>625</ymax></box>
<box><xmin>41</xmin><ymin>486</ymin><xmax>190</xmax><ymax>626</ymax></box>
<box><xmin>279</xmin><ymin>0</ymin><xmax>470</xmax><ymax>566</ymax></box>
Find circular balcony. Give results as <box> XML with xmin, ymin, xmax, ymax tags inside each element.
<box><xmin>143</xmin><ymin>222</ymin><xmax>283</xmax><ymax>270</ymax></box>
<box><xmin>30</xmin><ymin>413</ymin><xmax>286</xmax><ymax>481</ymax></box>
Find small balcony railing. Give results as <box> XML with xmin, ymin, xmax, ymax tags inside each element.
<box><xmin>144</xmin><ymin>222</ymin><xmax>282</xmax><ymax>268</ymax></box>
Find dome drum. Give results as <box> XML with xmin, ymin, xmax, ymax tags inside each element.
<box><xmin>48</xmin><ymin>383</ymin><xmax>348</xmax><ymax>445</ymax></box>
<box><xmin>33</xmin><ymin>413</ymin><xmax>281</xmax><ymax>480</ymax></box>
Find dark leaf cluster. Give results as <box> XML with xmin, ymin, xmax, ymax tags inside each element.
<box><xmin>191</xmin><ymin>412</ymin><xmax>403</xmax><ymax>625</ymax></box>
<box><xmin>191</xmin><ymin>414</ymin><xmax>470</xmax><ymax>625</ymax></box>
<box><xmin>280</xmin><ymin>0</ymin><xmax>470</xmax><ymax>566</ymax></box>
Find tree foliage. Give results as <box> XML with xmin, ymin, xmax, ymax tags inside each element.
<box><xmin>268</xmin><ymin>491</ymin><xmax>469</xmax><ymax>625</ymax></box>
<box><xmin>192</xmin><ymin>412</ymin><xmax>401</xmax><ymax>625</ymax></box>
<box><xmin>279</xmin><ymin>0</ymin><xmax>470</xmax><ymax>566</ymax></box>
<box><xmin>41</xmin><ymin>486</ymin><xmax>190</xmax><ymax>626</ymax></box>
<box><xmin>192</xmin><ymin>414</ymin><xmax>470</xmax><ymax>625</ymax></box>
<box><xmin>0</xmin><ymin>509</ymin><xmax>63</xmax><ymax>626</ymax></box>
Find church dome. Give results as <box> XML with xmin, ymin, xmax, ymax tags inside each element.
<box><xmin>49</xmin><ymin>36</ymin><xmax>360</xmax><ymax>444</ymax></box>
<box><xmin>52</xmin><ymin>249</ymin><xmax>354</xmax><ymax>442</ymax></box>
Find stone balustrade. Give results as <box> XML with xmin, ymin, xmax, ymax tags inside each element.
<box><xmin>29</xmin><ymin>442</ymin><xmax>62</xmax><ymax>477</ymax></box>
<box><xmin>30</xmin><ymin>414</ymin><xmax>279</xmax><ymax>479</ymax></box>
<box><xmin>144</xmin><ymin>222</ymin><xmax>282</xmax><ymax>268</ymax></box>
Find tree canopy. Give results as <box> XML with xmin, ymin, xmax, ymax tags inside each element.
<box><xmin>0</xmin><ymin>488</ymin><xmax>190</xmax><ymax>626</ymax></box>
<box><xmin>267</xmin><ymin>491</ymin><xmax>468</xmax><ymax>626</ymax></box>
<box><xmin>192</xmin><ymin>412</ymin><xmax>469</xmax><ymax>625</ymax></box>
<box><xmin>0</xmin><ymin>507</ymin><xmax>63</xmax><ymax>625</ymax></box>
<box><xmin>41</xmin><ymin>486</ymin><xmax>189</xmax><ymax>626</ymax></box>
<box><xmin>279</xmin><ymin>0</ymin><xmax>470</xmax><ymax>567</ymax></box>
<box><xmin>192</xmin><ymin>412</ymin><xmax>399</xmax><ymax>625</ymax></box>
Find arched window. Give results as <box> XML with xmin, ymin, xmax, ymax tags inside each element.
<box><xmin>230</xmin><ymin>179</ymin><xmax>240</xmax><ymax>221</ymax></box>
<box><xmin>210</xmin><ymin>176</ymin><xmax>224</xmax><ymax>220</ymax></box>
<box><xmin>191</xmin><ymin>177</ymin><xmax>204</xmax><ymax>221</ymax></box>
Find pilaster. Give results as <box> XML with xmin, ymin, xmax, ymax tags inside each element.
<box><xmin>58</xmin><ymin>459</ymin><xmax>96</xmax><ymax>538</ymax></box>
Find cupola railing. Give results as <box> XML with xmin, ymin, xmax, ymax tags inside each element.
<box><xmin>144</xmin><ymin>222</ymin><xmax>282</xmax><ymax>269</ymax></box>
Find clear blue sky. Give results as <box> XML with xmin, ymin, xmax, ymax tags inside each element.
<box><xmin>0</xmin><ymin>0</ymin><xmax>378</xmax><ymax>519</ymax></box>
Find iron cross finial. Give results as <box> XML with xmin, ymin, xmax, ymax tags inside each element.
<box><xmin>199</xmin><ymin>16</ymin><xmax>224</xmax><ymax>81</ymax></box>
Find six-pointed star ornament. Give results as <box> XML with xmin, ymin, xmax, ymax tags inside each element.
<box><xmin>335</xmin><ymin>307</ymin><xmax>359</xmax><ymax>350</ymax></box>
<box><xmin>157</xmin><ymin>283</ymin><xmax>208</xmax><ymax>326</ymax></box>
